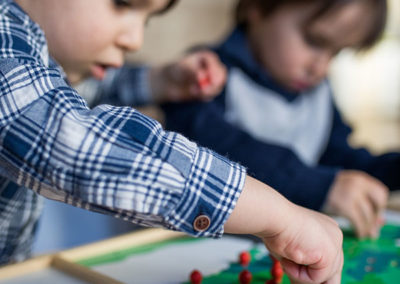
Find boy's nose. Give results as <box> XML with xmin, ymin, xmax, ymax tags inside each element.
<box><xmin>117</xmin><ymin>25</ymin><xmax>144</xmax><ymax>52</ymax></box>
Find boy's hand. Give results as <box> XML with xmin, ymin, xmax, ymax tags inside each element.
<box><xmin>150</xmin><ymin>50</ymin><xmax>226</xmax><ymax>103</ymax></box>
<box><xmin>324</xmin><ymin>170</ymin><xmax>388</xmax><ymax>238</ymax></box>
<box><xmin>225</xmin><ymin>176</ymin><xmax>343</xmax><ymax>284</ymax></box>
<box><xmin>259</xmin><ymin>205</ymin><xmax>343</xmax><ymax>284</ymax></box>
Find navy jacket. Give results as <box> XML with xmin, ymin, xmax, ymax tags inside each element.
<box><xmin>163</xmin><ymin>27</ymin><xmax>400</xmax><ymax>210</ymax></box>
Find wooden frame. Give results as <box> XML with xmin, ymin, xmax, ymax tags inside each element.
<box><xmin>0</xmin><ymin>254</ymin><xmax>121</xmax><ymax>283</ymax></box>
<box><xmin>59</xmin><ymin>228</ymin><xmax>184</xmax><ymax>263</ymax></box>
<box><xmin>0</xmin><ymin>228</ymin><xmax>184</xmax><ymax>283</ymax></box>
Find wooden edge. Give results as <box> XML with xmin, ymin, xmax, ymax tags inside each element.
<box><xmin>388</xmin><ymin>191</ymin><xmax>400</xmax><ymax>211</ymax></box>
<box><xmin>0</xmin><ymin>254</ymin><xmax>53</xmax><ymax>280</ymax></box>
<box><xmin>60</xmin><ymin>228</ymin><xmax>185</xmax><ymax>261</ymax></box>
<box><xmin>51</xmin><ymin>256</ymin><xmax>122</xmax><ymax>284</ymax></box>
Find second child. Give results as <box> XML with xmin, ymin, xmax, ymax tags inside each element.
<box><xmin>163</xmin><ymin>0</ymin><xmax>394</xmax><ymax>238</ymax></box>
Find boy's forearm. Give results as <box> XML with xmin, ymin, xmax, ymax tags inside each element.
<box><xmin>224</xmin><ymin>175</ymin><xmax>292</xmax><ymax>238</ymax></box>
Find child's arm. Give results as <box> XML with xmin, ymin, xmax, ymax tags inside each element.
<box><xmin>319</xmin><ymin>109</ymin><xmax>393</xmax><ymax>238</ymax></box>
<box><xmin>89</xmin><ymin>50</ymin><xmax>225</xmax><ymax>107</ymax></box>
<box><xmin>225</xmin><ymin>176</ymin><xmax>343</xmax><ymax>284</ymax></box>
<box><xmin>0</xmin><ymin>58</ymin><xmax>244</xmax><ymax>240</ymax></box>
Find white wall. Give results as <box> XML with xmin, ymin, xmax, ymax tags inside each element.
<box><xmin>329</xmin><ymin>0</ymin><xmax>400</xmax><ymax>153</ymax></box>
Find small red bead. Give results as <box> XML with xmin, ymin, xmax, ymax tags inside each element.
<box><xmin>190</xmin><ymin>269</ymin><xmax>202</xmax><ymax>284</ymax></box>
<box><xmin>271</xmin><ymin>261</ymin><xmax>284</xmax><ymax>283</ymax></box>
<box><xmin>271</xmin><ymin>265</ymin><xmax>283</xmax><ymax>278</ymax></box>
<box><xmin>239</xmin><ymin>251</ymin><xmax>251</xmax><ymax>266</ymax></box>
<box><xmin>239</xmin><ymin>269</ymin><xmax>252</xmax><ymax>284</ymax></box>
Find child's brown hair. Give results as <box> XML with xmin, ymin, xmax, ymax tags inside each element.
<box><xmin>235</xmin><ymin>0</ymin><xmax>387</xmax><ymax>49</ymax></box>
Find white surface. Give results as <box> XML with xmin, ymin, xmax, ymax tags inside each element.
<box><xmin>92</xmin><ymin>236</ymin><xmax>257</xmax><ymax>284</ymax></box>
<box><xmin>334</xmin><ymin>209</ymin><xmax>400</xmax><ymax>229</ymax></box>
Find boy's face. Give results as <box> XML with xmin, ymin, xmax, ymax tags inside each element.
<box><xmin>20</xmin><ymin>0</ymin><xmax>170</xmax><ymax>84</ymax></box>
<box><xmin>246</xmin><ymin>2</ymin><xmax>374</xmax><ymax>92</ymax></box>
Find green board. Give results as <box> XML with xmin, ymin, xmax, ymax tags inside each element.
<box><xmin>341</xmin><ymin>224</ymin><xmax>400</xmax><ymax>284</ymax></box>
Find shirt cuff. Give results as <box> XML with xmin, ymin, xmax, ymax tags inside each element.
<box><xmin>165</xmin><ymin>147</ymin><xmax>246</xmax><ymax>238</ymax></box>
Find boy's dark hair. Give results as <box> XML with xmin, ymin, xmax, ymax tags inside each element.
<box><xmin>235</xmin><ymin>0</ymin><xmax>387</xmax><ymax>49</ymax></box>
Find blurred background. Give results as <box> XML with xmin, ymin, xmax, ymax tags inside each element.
<box><xmin>33</xmin><ymin>0</ymin><xmax>400</xmax><ymax>255</ymax></box>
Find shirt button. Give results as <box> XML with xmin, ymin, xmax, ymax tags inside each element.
<box><xmin>193</xmin><ymin>215</ymin><xmax>211</xmax><ymax>232</ymax></box>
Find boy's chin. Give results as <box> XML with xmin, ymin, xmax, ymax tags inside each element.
<box><xmin>65</xmin><ymin>72</ymin><xmax>87</xmax><ymax>85</ymax></box>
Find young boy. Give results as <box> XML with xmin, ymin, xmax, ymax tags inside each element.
<box><xmin>0</xmin><ymin>0</ymin><xmax>343</xmax><ymax>282</ymax></box>
<box><xmin>163</xmin><ymin>0</ymin><xmax>394</xmax><ymax>239</ymax></box>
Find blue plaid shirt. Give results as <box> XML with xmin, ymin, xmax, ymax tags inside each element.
<box><xmin>0</xmin><ymin>1</ymin><xmax>246</xmax><ymax>264</ymax></box>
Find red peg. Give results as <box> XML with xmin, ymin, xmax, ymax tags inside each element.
<box><xmin>239</xmin><ymin>269</ymin><xmax>252</xmax><ymax>284</ymax></box>
<box><xmin>190</xmin><ymin>269</ymin><xmax>202</xmax><ymax>284</ymax></box>
<box><xmin>239</xmin><ymin>251</ymin><xmax>251</xmax><ymax>266</ymax></box>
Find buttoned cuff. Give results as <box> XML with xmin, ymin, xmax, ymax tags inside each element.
<box><xmin>165</xmin><ymin>147</ymin><xmax>246</xmax><ymax>238</ymax></box>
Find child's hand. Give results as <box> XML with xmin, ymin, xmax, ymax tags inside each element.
<box><xmin>150</xmin><ymin>50</ymin><xmax>226</xmax><ymax>103</ymax></box>
<box><xmin>259</xmin><ymin>205</ymin><xmax>343</xmax><ymax>284</ymax></box>
<box><xmin>225</xmin><ymin>176</ymin><xmax>343</xmax><ymax>284</ymax></box>
<box><xmin>323</xmin><ymin>170</ymin><xmax>388</xmax><ymax>238</ymax></box>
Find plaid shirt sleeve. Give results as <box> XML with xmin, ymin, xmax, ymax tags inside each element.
<box><xmin>0</xmin><ymin>1</ymin><xmax>246</xmax><ymax>238</ymax></box>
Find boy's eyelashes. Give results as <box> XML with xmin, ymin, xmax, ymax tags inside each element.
<box><xmin>113</xmin><ymin>0</ymin><xmax>151</xmax><ymax>9</ymax></box>
<box><xmin>113</xmin><ymin>0</ymin><xmax>133</xmax><ymax>8</ymax></box>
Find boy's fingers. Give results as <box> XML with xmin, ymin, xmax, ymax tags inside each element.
<box><xmin>280</xmin><ymin>258</ymin><xmax>311</xmax><ymax>283</ymax></box>
<box><xmin>282</xmin><ymin>253</ymin><xmax>342</xmax><ymax>284</ymax></box>
<box><xmin>195</xmin><ymin>51</ymin><xmax>226</xmax><ymax>96</ymax></box>
<box><xmin>207</xmin><ymin>58</ymin><xmax>226</xmax><ymax>84</ymax></box>
<box><xmin>349</xmin><ymin>205</ymin><xmax>367</xmax><ymax>238</ymax></box>
<box><xmin>357</xmin><ymin>195</ymin><xmax>376</xmax><ymax>236</ymax></box>
<box><xmin>366</xmin><ymin>184</ymin><xmax>388</xmax><ymax>213</ymax></box>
